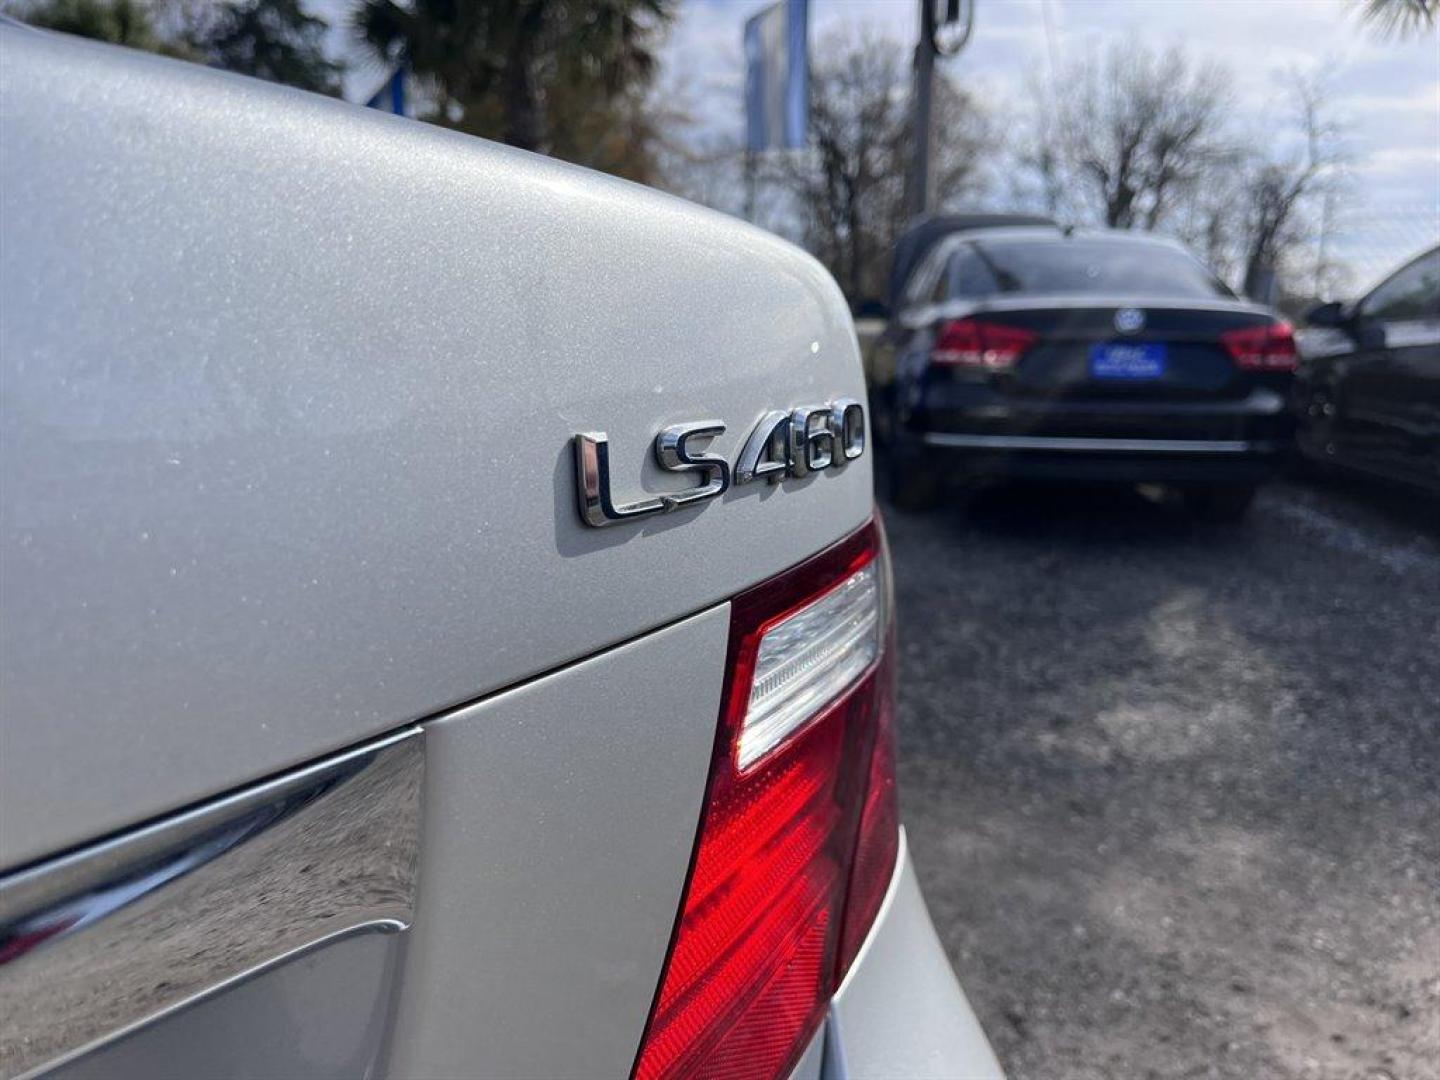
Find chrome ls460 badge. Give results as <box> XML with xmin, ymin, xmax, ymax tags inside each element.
<box><xmin>574</xmin><ymin>399</ymin><xmax>865</xmax><ymax>527</ymax></box>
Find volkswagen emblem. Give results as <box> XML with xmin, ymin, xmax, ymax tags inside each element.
<box><xmin>1114</xmin><ymin>308</ymin><xmax>1146</xmax><ymax>334</ymax></box>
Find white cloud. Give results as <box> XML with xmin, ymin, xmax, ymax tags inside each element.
<box><xmin>310</xmin><ymin>0</ymin><xmax>1435</xmax><ymax>279</ymax></box>
<box><xmin>670</xmin><ymin>0</ymin><xmax>1439</xmax><ymax>276</ymax></box>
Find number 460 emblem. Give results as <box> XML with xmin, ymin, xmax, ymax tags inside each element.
<box><xmin>574</xmin><ymin>399</ymin><xmax>865</xmax><ymax>528</ymax></box>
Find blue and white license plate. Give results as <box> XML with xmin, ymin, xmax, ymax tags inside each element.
<box><xmin>1089</xmin><ymin>342</ymin><xmax>1167</xmax><ymax>380</ymax></box>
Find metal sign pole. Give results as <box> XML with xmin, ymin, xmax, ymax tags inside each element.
<box><xmin>908</xmin><ymin>0</ymin><xmax>976</xmax><ymax>220</ymax></box>
<box><xmin>906</xmin><ymin>0</ymin><xmax>937</xmax><ymax>220</ymax></box>
<box><xmin>745</xmin><ymin>149</ymin><xmax>758</xmax><ymax>223</ymax></box>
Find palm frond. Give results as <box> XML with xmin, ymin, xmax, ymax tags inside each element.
<box><xmin>1354</xmin><ymin>0</ymin><xmax>1438</xmax><ymax>39</ymax></box>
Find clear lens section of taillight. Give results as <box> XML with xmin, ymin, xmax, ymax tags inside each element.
<box><xmin>738</xmin><ymin>563</ymin><xmax>882</xmax><ymax>771</ymax></box>
<box><xmin>631</xmin><ymin>518</ymin><xmax>900</xmax><ymax>1080</ymax></box>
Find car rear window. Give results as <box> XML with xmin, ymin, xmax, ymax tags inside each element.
<box><xmin>949</xmin><ymin>238</ymin><xmax>1231</xmax><ymax>299</ymax></box>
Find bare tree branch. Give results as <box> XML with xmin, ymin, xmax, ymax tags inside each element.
<box><xmin>767</xmin><ymin>28</ymin><xmax>992</xmax><ymax>304</ymax></box>
<box><xmin>1237</xmin><ymin>73</ymin><xmax>1349</xmax><ymax>298</ymax></box>
<box><xmin>1038</xmin><ymin>42</ymin><xmax>1230</xmax><ymax>230</ymax></box>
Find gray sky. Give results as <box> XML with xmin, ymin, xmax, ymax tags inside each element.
<box><xmin>322</xmin><ymin>0</ymin><xmax>1438</xmax><ymax>289</ymax></box>
<box><xmin>671</xmin><ymin>0</ymin><xmax>1439</xmax><ymax>288</ymax></box>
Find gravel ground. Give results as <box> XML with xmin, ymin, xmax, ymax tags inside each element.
<box><xmin>886</xmin><ymin>475</ymin><xmax>1440</xmax><ymax>1080</ymax></box>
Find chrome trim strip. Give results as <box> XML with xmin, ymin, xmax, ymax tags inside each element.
<box><xmin>921</xmin><ymin>433</ymin><xmax>1254</xmax><ymax>453</ymax></box>
<box><xmin>0</xmin><ymin>729</ymin><xmax>423</xmax><ymax>1080</ymax></box>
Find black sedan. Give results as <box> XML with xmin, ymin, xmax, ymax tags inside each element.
<box><xmin>1296</xmin><ymin>244</ymin><xmax>1440</xmax><ymax>496</ymax></box>
<box><xmin>877</xmin><ymin>226</ymin><xmax>1296</xmax><ymax>520</ymax></box>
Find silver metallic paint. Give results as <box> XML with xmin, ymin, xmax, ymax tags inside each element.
<box><xmin>787</xmin><ymin>1024</ymin><xmax>826</xmax><ymax>1080</ymax></box>
<box><xmin>386</xmin><ymin>606</ymin><xmax>729</xmax><ymax>1079</ymax></box>
<box><xmin>829</xmin><ymin>831</ymin><xmax>1003</xmax><ymax>1079</ymax></box>
<box><xmin>0</xmin><ymin>29</ymin><xmax>1000</xmax><ymax>1080</ymax></box>
<box><xmin>0</xmin><ymin>27</ymin><xmax>870</xmax><ymax>869</ymax></box>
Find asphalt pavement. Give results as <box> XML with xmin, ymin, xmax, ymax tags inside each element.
<box><xmin>885</xmin><ymin>474</ymin><xmax>1439</xmax><ymax>1080</ymax></box>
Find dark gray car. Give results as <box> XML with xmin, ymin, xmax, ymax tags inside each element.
<box><xmin>1298</xmin><ymin>245</ymin><xmax>1440</xmax><ymax>494</ymax></box>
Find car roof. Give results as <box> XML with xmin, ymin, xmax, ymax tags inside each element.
<box><xmin>911</xmin><ymin>228</ymin><xmax>1196</xmax><ymax>287</ymax></box>
<box><xmin>940</xmin><ymin>226</ymin><xmax>1192</xmax><ymax>250</ymax></box>
<box><xmin>887</xmin><ymin>213</ymin><xmax>1058</xmax><ymax>307</ymax></box>
<box><xmin>897</xmin><ymin>227</ymin><xmax>1229</xmax><ymax>310</ymax></box>
<box><xmin>1354</xmin><ymin>242</ymin><xmax>1440</xmax><ymax>300</ymax></box>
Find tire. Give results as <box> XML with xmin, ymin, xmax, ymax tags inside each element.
<box><xmin>1182</xmin><ymin>484</ymin><xmax>1257</xmax><ymax>522</ymax></box>
<box><xmin>888</xmin><ymin>451</ymin><xmax>941</xmax><ymax>511</ymax></box>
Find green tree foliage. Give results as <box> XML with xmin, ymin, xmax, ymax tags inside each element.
<box><xmin>768</xmin><ymin>30</ymin><xmax>993</xmax><ymax>304</ymax></box>
<box><xmin>189</xmin><ymin>0</ymin><xmax>343</xmax><ymax>95</ymax></box>
<box><xmin>16</xmin><ymin>0</ymin><xmax>192</xmax><ymax>57</ymax></box>
<box><xmin>1031</xmin><ymin>42</ymin><xmax>1231</xmax><ymax>231</ymax></box>
<box><xmin>353</xmin><ymin>0</ymin><xmax>677</xmax><ymax>181</ymax></box>
<box><xmin>1353</xmin><ymin>0</ymin><xmax>1437</xmax><ymax>38</ymax></box>
<box><xmin>12</xmin><ymin>0</ymin><xmax>342</xmax><ymax>95</ymax></box>
<box><xmin>1017</xmin><ymin>42</ymin><xmax>1349</xmax><ymax>300</ymax></box>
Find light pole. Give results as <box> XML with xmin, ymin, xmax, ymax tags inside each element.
<box><xmin>907</xmin><ymin>0</ymin><xmax>975</xmax><ymax>220</ymax></box>
<box><xmin>905</xmin><ymin>0</ymin><xmax>937</xmax><ymax>220</ymax></box>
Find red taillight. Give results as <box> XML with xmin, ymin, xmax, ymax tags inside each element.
<box><xmin>1221</xmin><ymin>321</ymin><xmax>1298</xmax><ymax>372</ymax></box>
<box><xmin>932</xmin><ymin>317</ymin><xmax>1037</xmax><ymax>371</ymax></box>
<box><xmin>632</xmin><ymin>519</ymin><xmax>900</xmax><ymax>1080</ymax></box>
<box><xmin>836</xmin><ymin>649</ymin><xmax>899</xmax><ymax>982</ymax></box>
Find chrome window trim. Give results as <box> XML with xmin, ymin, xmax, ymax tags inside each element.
<box><xmin>0</xmin><ymin>729</ymin><xmax>423</xmax><ymax>1080</ymax></box>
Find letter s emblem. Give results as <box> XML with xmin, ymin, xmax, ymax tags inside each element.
<box><xmin>654</xmin><ymin>421</ymin><xmax>730</xmax><ymax>510</ymax></box>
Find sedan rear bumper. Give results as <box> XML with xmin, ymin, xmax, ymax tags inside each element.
<box><xmin>922</xmin><ymin>433</ymin><xmax>1262</xmax><ymax>454</ymax></box>
<box><xmin>916</xmin><ymin>443</ymin><xmax>1283</xmax><ymax>485</ymax></box>
<box><xmin>908</xmin><ymin>383</ymin><xmax>1294</xmax><ymax>444</ymax></box>
<box><xmin>914</xmin><ymin>432</ymin><xmax>1285</xmax><ymax>484</ymax></box>
<box><xmin>898</xmin><ymin>382</ymin><xmax>1294</xmax><ymax>485</ymax></box>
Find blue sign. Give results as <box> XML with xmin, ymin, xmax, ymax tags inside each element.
<box><xmin>744</xmin><ymin>0</ymin><xmax>808</xmax><ymax>151</ymax></box>
<box><xmin>365</xmin><ymin>64</ymin><xmax>408</xmax><ymax>117</ymax></box>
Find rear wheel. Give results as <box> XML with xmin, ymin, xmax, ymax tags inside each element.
<box><xmin>1182</xmin><ymin>483</ymin><xmax>1257</xmax><ymax>522</ymax></box>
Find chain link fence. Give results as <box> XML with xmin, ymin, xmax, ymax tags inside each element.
<box><xmin>1314</xmin><ymin>203</ymin><xmax>1440</xmax><ymax>298</ymax></box>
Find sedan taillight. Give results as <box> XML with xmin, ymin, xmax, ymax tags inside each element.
<box><xmin>632</xmin><ymin>518</ymin><xmax>900</xmax><ymax>1080</ymax></box>
<box><xmin>1221</xmin><ymin>321</ymin><xmax>1298</xmax><ymax>372</ymax></box>
<box><xmin>932</xmin><ymin>317</ymin><xmax>1038</xmax><ymax>371</ymax></box>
